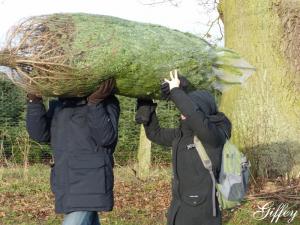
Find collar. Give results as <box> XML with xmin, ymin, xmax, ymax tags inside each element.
<box><xmin>59</xmin><ymin>98</ymin><xmax>87</xmax><ymax>107</ymax></box>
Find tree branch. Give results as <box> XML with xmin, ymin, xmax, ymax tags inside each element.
<box><xmin>200</xmin><ymin>16</ymin><xmax>219</xmax><ymax>39</ymax></box>
<box><xmin>139</xmin><ymin>0</ymin><xmax>181</xmax><ymax>7</ymax></box>
<box><xmin>197</xmin><ymin>0</ymin><xmax>224</xmax><ymax>42</ymax></box>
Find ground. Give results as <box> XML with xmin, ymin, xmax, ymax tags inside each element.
<box><xmin>0</xmin><ymin>164</ymin><xmax>299</xmax><ymax>225</ymax></box>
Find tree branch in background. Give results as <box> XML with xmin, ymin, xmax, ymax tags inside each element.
<box><xmin>197</xmin><ymin>0</ymin><xmax>223</xmax><ymax>43</ymax></box>
<box><xmin>217</xmin><ymin>16</ymin><xmax>223</xmax><ymax>40</ymax></box>
<box><xmin>201</xmin><ymin>16</ymin><xmax>218</xmax><ymax>39</ymax></box>
<box><xmin>139</xmin><ymin>0</ymin><xmax>181</xmax><ymax>7</ymax></box>
<box><xmin>140</xmin><ymin>0</ymin><xmax>223</xmax><ymax>43</ymax></box>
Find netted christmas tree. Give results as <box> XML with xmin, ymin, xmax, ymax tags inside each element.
<box><xmin>0</xmin><ymin>13</ymin><xmax>254</xmax><ymax>98</ymax></box>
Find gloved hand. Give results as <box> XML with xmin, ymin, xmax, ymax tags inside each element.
<box><xmin>27</xmin><ymin>93</ymin><xmax>42</xmax><ymax>103</ymax></box>
<box><xmin>161</xmin><ymin>81</ymin><xmax>171</xmax><ymax>100</ymax></box>
<box><xmin>87</xmin><ymin>78</ymin><xmax>116</xmax><ymax>105</ymax></box>
<box><xmin>161</xmin><ymin>74</ymin><xmax>190</xmax><ymax>100</ymax></box>
<box><xmin>135</xmin><ymin>99</ymin><xmax>157</xmax><ymax>125</ymax></box>
<box><xmin>178</xmin><ymin>75</ymin><xmax>190</xmax><ymax>92</ymax></box>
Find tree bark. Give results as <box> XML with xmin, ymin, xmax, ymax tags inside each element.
<box><xmin>137</xmin><ymin>125</ymin><xmax>152</xmax><ymax>179</ymax></box>
<box><xmin>219</xmin><ymin>0</ymin><xmax>300</xmax><ymax>178</ymax></box>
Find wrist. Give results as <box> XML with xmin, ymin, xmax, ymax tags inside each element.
<box><xmin>87</xmin><ymin>100</ymin><xmax>104</xmax><ymax>106</ymax></box>
<box><xmin>170</xmin><ymin>87</ymin><xmax>181</xmax><ymax>95</ymax></box>
<box><xmin>87</xmin><ymin>95</ymin><xmax>105</xmax><ymax>105</ymax></box>
<box><xmin>170</xmin><ymin>84</ymin><xmax>179</xmax><ymax>90</ymax></box>
<box><xmin>27</xmin><ymin>94</ymin><xmax>43</xmax><ymax>103</ymax></box>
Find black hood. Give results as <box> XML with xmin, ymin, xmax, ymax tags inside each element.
<box><xmin>188</xmin><ymin>90</ymin><xmax>232</xmax><ymax>139</ymax></box>
<box><xmin>188</xmin><ymin>90</ymin><xmax>217</xmax><ymax>115</ymax></box>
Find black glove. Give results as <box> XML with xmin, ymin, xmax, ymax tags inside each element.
<box><xmin>178</xmin><ymin>75</ymin><xmax>190</xmax><ymax>92</ymax></box>
<box><xmin>135</xmin><ymin>99</ymin><xmax>157</xmax><ymax>125</ymax></box>
<box><xmin>160</xmin><ymin>75</ymin><xmax>190</xmax><ymax>100</ymax></box>
<box><xmin>161</xmin><ymin>81</ymin><xmax>170</xmax><ymax>100</ymax></box>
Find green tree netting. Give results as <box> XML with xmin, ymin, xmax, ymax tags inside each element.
<box><xmin>0</xmin><ymin>13</ymin><xmax>254</xmax><ymax>98</ymax></box>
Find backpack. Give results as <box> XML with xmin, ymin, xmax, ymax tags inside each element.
<box><xmin>193</xmin><ymin>135</ymin><xmax>251</xmax><ymax>216</ymax></box>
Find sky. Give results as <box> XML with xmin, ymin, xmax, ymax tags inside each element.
<box><xmin>0</xmin><ymin>0</ymin><xmax>222</xmax><ymax>47</ymax></box>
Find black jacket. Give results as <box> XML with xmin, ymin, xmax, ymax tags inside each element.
<box><xmin>26</xmin><ymin>95</ymin><xmax>120</xmax><ymax>213</ymax></box>
<box><xmin>142</xmin><ymin>88</ymin><xmax>226</xmax><ymax>225</ymax></box>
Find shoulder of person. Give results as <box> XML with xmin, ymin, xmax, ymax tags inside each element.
<box><xmin>49</xmin><ymin>99</ymin><xmax>62</xmax><ymax>109</ymax></box>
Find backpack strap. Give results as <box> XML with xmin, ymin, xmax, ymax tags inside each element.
<box><xmin>193</xmin><ymin>136</ymin><xmax>217</xmax><ymax>217</ymax></box>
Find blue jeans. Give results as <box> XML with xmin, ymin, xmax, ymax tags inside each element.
<box><xmin>62</xmin><ymin>211</ymin><xmax>100</xmax><ymax>225</ymax></box>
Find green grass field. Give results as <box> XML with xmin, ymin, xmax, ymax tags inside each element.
<box><xmin>0</xmin><ymin>165</ymin><xmax>298</xmax><ymax>225</ymax></box>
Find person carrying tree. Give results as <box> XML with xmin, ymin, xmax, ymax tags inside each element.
<box><xmin>26</xmin><ymin>78</ymin><xmax>120</xmax><ymax>225</ymax></box>
<box><xmin>136</xmin><ymin>70</ymin><xmax>231</xmax><ymax>225</ymax></box>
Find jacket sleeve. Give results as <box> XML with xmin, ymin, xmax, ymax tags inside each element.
<box><xmin>87</xmin><ymin>95</ymin><xmax>120</xmax><ymax>147</ymax></box>
<box><xmin>170</xmin><ymin>88</ymin><xmax>225</xmax><ymax>147</ymax></box>
<box><xmin>26</xmin><ymin>102</ymin><xmax>52</xmax><ymax>143</ymax></box>
<box><xmin>144</xmin><ymin>111</ymin><xmax>179</xmax><ymax>147</ymax></box>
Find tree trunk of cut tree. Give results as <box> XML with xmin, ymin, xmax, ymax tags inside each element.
<box><xmin>137</xmin><ymin>125</ymin><xmax>152</xmax><ymax>179</ymax></box>
<box><xmin>219</xmin><ymin>0</ymin><xmax>300</xmax><ymax>178</ymax></box>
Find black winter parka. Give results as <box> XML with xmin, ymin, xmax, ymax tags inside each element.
<box><xmin>26</xmin><ymin>95</ymin><xmax>120</xmax><ymax>213</ymax></box>
<box><xmin>143</xmin><ymin>88</ymin><xmax>226</xmax><ymax>225</ymax></box>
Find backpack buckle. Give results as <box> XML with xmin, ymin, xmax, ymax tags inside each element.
<box><xmin>186</xmin><ymin>144</ymin><xmax>195</xmax><ymax>150</ymax></box>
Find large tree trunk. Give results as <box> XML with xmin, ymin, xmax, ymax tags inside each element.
<box><xmin>219</xmin><ymin>0</ymin><xmax>300</xmax><ymax>178</ymax></box>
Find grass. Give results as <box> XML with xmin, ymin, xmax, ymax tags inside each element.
<box><xmin>0</xmin><ymin>164</ymin><xmax>299</xmax><ymax>225</ymax></box>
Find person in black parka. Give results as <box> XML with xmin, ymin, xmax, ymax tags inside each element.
<box><xmin>26</xmin><ymin>79</ymin><xmax>120</xmax><ymax>225</ymax></box>
<box><xmin>136</xmin><ymin>70</ymin><xmax>231</xmax><ymax>225</ymax></box>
